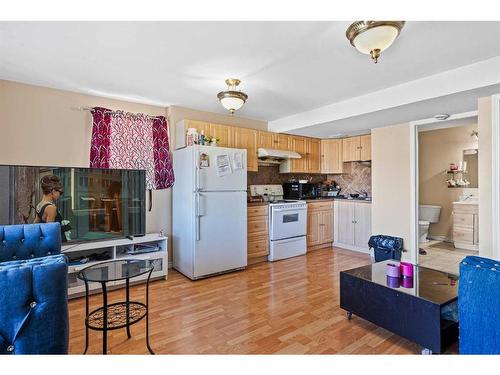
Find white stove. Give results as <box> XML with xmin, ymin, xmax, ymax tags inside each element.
<box><xmin>249</xmin><ymin>185</ymin><xmax>307</xmax><ymax>261</ymax></box>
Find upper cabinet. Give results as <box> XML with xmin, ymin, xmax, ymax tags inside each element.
<box><xmin>321</xmin><ymin>139</ymin><xmax>343</xmax><ymax>174</ymax></box>
<box><xmin>176</xmin><ymin>119</ymin><xmax>370</xmax><ymax>174</ymax></box>
<box><xmin>359</xmin><ymin>135</ymin><xmax>371</xmax><ymax>161</ymax></box>
<box><xmin>307</xmin><ymin>138</ymin><xmax>321</xmax><ymax>173</ymax></box>
<box><xmin>209</xmin><ymin>123</ymin><xmax>232</xmax><ymax>148</ymax></box>
<box><xmin>232</xmin><ymin>127</ymin><xmax>258</xmax><ymax>172</ymax></box>
<box><xmin>342</xmin><ymin>135</ymin><xmax>371</xmax><ymax>162</ymax></box>
<box><xmin>274</xmin><ymin>133</ymin><xmax>292</xmax><ymax>151</ymax></box>
<box><xmin>291</xmin><ymin>136</ymin><xmax>308</xmax><ymax>173</ymax></box>
<box><xmin>258</xmin><ymin>131</ymin><xmax>275</xmax><ymax>149</ymax></box>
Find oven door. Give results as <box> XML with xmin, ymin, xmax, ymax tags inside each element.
<box><xmin>270</xmin><ymin>206</ymin><xmax>307</xmax><ymax>241</ymax></box>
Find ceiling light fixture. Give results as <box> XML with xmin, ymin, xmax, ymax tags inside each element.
<box><xmin>434</xmin><ymin>114</ymin><xmax>450</xmax><ymax>121</ymax></box>
<box><xmin>217</xmin><ymin>78</ymin><xmax>248</xmax><ymax>115</ymax></box>
<box><xmin>346</xmin><ymin>21</ymin><xmax>405</xmax><ymax>63</ymax></box>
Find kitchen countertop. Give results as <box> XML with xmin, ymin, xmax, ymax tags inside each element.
<box><xmin>247</xmin><ymin>197</ymin><xmax>371</xmax><ymax>206</ymax></box>
<box><xmin>247</xmin><ymin>201</ymin><xmax>269</xmax><ymax>207</ymax></box>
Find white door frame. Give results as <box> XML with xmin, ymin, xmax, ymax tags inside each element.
<box><xmin>491</xmin><ymin>94</ymin><xmax>500</xmax><ymax>260</ymax></box>
<box><xmin>409</xmin><ymin>111</ymin><xmax>478</xmax><ymax>265</ymax></box>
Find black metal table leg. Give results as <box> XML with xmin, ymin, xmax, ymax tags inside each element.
<box><xmin>83</xmin><ymin>279</ymin><xmax>89</xmax><ymax>354</ymax></box>
<box><xmin>126</xmin><ymin>278</ymin><xmax>131</xmax><ymax>339</ymax></box>
<box><xmin>101</xmin><ymin>282</ymin><xmax>108</xmax><ymax>355</ymax></box>
<box><xmin>146</xmin><ymin>270</ymin><xmax>154</xmax><ymax>354</ymax></box>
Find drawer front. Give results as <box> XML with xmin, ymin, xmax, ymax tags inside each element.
<box><xmin>248</xmin><ymin>236</ymin><xmax>269</xmax><ymax>258</ymax></box>
<box><xmin>308</xmin><ymin>201</ymin><xmax>334</xmax><ymax>211</ymax></box>
<box><xmin>453</xmin><ymin>213</ymin><xmax>473</xmax><ymax>228</ymax></box>
<box><xmin>453</xmin><ymin>227</ymin><xmax>474</xmax><ymax>243</ymax></box>
<box><xmin>248</xmin><ymin>217</ymin><xmax>268</xmax><ymax>235</ymax></box>
<box><xmin>452</xmin><ymin>204</ymin><xmax>478</xmax><ymax>215</ymax></box>
<box><xmin>248</xmin><ymin>205</ymin><xmax>268</xmax><ymax>218</ymax></box>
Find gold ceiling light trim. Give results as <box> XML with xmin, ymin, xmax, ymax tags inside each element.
<box><xmin>346</xmin><ymin>21</ymin><xmax>405</xmax><ymax>63</ymax></box>
<box><xmin>217</xmin><ymin>78</ymin><xmax>248</xmax><ymax>115</ymax></box>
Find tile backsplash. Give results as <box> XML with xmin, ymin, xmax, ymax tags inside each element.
<box><xmin>248</xmin><ymin>162</ymin><xmax>372</xmax><ymax>197</ymax></box>
<box><xmin>328</xmin><ymin>162</ymin><xmax>371</xmax><ymax>196</ymax></box>
<box><xmin>247</xmin><ymin>165</ymin><xmax>326</xmax><ymax>185</ymax></box>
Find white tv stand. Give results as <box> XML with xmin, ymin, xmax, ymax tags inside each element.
<box><xmin>62</xmin><ymin>234</ymin><xmax>168</xmax><ymax>299</ymax></box>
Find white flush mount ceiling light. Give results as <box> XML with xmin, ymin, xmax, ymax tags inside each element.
<box><xmin>217</xmin><ymin>78</ymin><xmax>248</xmax><ymax>115</ymax></box>
<box><xmin>434</xmin><ymin>114</ymin><xmax>450</xmax><ymax>121</ymax></box>
<box><xmin>346</xmin><ymin>21</ymin><xmax>405</xmax><ymax>63</ymax></box>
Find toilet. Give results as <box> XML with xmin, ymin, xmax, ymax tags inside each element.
<box><xmin>418</xmin><ymin>205</ymin><xmax>441</xmax><ymax>243</ymax></box>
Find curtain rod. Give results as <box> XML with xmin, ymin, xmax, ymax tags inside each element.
<box><xmin>79</xmin><ymin>106</ymin><xmax>163</xmax><ymax>118</ymax></box>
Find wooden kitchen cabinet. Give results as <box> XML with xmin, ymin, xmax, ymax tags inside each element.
<box><xmin>307</xmin><ymin>201</ymin><xmax>334</xmax><ymax>250</ymax></box>
<box><xmin>258</xmin><ymin>131</ymin><xmax>275</xmax><ymax>149</ymax></box>
<box><xmin>452</xmin><ymin>202</ymin><xmax>479</xmax><ymax>251</ymax></box>
<box><xmin>307</xmin><ymin>138</ymin><xmax>321</xmax><ymax>173</ymax></box>
<box><xmin>342</xmin><ymin>135</ymin><xmax>371</xmax><ymax>162</ymax></box>
<box><xmin>232</xmin><ymin>127</ymin><xmax>258</xmax><ymax>172</ymax></box>
<box><xmin>334</xmin><ymin>200</ymin><xmax>371</xmax><ymax>253</ymax></box>
<box><xmin>359</xmin><ymin>134</ymin><xmax>371</xmax><ymax>161</ymax></box>
<box><xmin>274</xmin><ymin>133</ymin><xmax>292</xmax><ymax>151</ymax></box>
<box><xmin>291</xmin><ymin>136</ymin><xmax>308</xmax><ymax>172</ymax></box>
<box><xmin>209</xmin><ymin>123</ymin><xmax>232</xmax><ymax>148</ymax></box>
<box><xmin>184</xmin><ymin>120</ymin><xmax>211</xmax><ymax>137</ymax></box>
<box><xmin>321</xmin><ymin>139</ymin><xmax>343</xmax><ymax>174</ymax></box>
<box><xmin>247</xmin><ymin>205</ymin><xmax>269</xmax><ymax>261</ymax></box>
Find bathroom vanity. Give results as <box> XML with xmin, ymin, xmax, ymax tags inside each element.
<box><xmin>452</xmin><ymin>200</ymin><xmax>479</xmax><ymax>251</ymax></box>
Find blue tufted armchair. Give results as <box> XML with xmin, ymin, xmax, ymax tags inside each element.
<box><xmin>0</xmin><ymin>223</ymin><xmax>69</xmax><ymax>354</ymax></box>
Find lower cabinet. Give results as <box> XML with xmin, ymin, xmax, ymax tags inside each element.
<box><xmin>307</xmin><ymin>201</ymin><xmax>334</xmax><ymax>249</ymax></box>
<box><xmin>452</xmin><ymin>202</ymin><xmax>479</xmax><ymax>251</ymax></box>
<box><xmin>247</xmin><ymin>205</ymin><xmax>269</xmax><ymax>260</ymax></box>
<box><xmin>334</xmin><ymin>200</ymin><xmax>371</xmax><ymax>253</ymax></box>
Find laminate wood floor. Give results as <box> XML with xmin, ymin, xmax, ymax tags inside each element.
<box><xmin>68</xmin><ymin>247</ymin><xmax>423</xmax><ymax>354</ymax></box>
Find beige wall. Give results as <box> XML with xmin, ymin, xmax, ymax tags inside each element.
<box><xmin>418</xmin><ymin>124</ymin><xmax>478</xmax><ymax>239</ymax></box>
<box><xmin>371</xmin><ymin>123</ymin><xmax>413</xmax><ymax>261</ymax></box>
<box><xmin>478</xmin><ymin>97</ymin><xmax>493</xmax><ymax>258</ymax></box>
<box><xmin>0</xmin><ymin>80</ymin><xmax>268</xmax><ymax>261</ymax></box>
<box><xmin>0</xmin><ymin>79</ymin><xmax>170</xmax><ymax>238</ymax></box>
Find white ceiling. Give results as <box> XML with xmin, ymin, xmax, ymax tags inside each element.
<box><xmin>1</xmin><ymin>21</ymin><xmax>500</xmax><ymax>134</ymax></box>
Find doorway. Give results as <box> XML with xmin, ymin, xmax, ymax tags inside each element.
<box><xmin>415</xmin><ymin>115</ymin><xmax>479</xmax><ymax>274</ymax></box>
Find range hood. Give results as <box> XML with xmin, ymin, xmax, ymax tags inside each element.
<box><xmin>257</xmin><ymin>148</ymin><xmax>301</xmax><ymax>164</ymax></box>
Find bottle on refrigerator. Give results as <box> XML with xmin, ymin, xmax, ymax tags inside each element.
<box><xmin>200</xmin><ymin>130</ymin><xmax>205</xmax><ymax>145</ymax></box>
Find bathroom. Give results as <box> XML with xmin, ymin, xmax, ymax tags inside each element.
<box><xmin>417</xmin><ymin>117</ymin><xmax>479</xmax><ymax>274</ymax></box>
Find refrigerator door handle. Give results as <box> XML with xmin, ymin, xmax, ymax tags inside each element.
<box><xmin>195</xmin><ymin>192</ymin><xmax>201</xmax><ymax>241</ymax></box>
<box><xmin>195</xmin><ymin>164</ymin><xmax>202</xmax><ymax>191</ymax></box>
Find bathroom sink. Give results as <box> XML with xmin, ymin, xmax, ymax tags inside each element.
<box><xmin>453</xmin><ymin>199</ymin><xmax>478</xmax><ymax>205</ymax></box>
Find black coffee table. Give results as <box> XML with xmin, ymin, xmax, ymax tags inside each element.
<box><xmin>340</xmin><ymin>260</ymin><xmax>459</xmax><ymax>354</ymax></box>
<box><xmin>77</xmin><ymin>259</ymin><xmax>156</xmax><ymax>354</ymax></box>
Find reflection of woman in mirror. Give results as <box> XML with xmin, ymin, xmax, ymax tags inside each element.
<box><xmin>34</xmin><ymin>174</ymin><xmax>70</xmax><ymax>241</ymax></box>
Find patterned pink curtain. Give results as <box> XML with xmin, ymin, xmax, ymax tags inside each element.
<box><xmin>90</xmin><ymin>107</ymin><xmax>175</xmax><ymax>189</ymax></box>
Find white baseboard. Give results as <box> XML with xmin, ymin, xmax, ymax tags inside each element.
<box><xmin>427</xmin><ymin>235</ymin><xmax>453</xmax><ymax>243</ymax></box>
<box><xmin>333</xmin><ymin>242</ymin><xmax>370</xmax><ymax>254</ymax></box>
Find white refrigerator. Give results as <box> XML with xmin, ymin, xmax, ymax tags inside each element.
<box><xmin>173</xmin><ymin>145</ymin><xmax>248</xmax><ymax>279</ymax></box>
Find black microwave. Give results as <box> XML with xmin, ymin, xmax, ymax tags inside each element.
<box><xmin>283</xmin><ymin>182</ymin><xmax>318</xmax><ymax>200</ymax></box>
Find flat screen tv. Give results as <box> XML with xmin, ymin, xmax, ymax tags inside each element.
<box><xmin>0</xmin><ymin>165</ymin><xmax>146</xmax><ymax>243</ymax></box>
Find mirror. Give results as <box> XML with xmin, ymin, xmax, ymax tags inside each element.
<box><xmin>463</xmin><ymin>149</ymin><xmax>478</xmax><ymax>188</ymax></box>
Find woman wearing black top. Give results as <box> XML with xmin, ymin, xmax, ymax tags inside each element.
<box><xmin>34</xmin><ymin>174</ymin><xmax>70</xmax><ymax>241</ymax></box>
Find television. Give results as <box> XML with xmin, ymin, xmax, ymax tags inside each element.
<box><xmin>0</xmin><ymin>165</ymin><xmax>146</xmax><ymax>243</ymax></box>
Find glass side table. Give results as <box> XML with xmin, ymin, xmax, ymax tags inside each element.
<box><xmin>77</xmin><ymin>259</ymin><xmax>156</xmax><ymax>354</ymax></box>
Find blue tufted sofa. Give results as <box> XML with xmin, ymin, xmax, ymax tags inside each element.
<box><xmin>459</xmin><ymin>255</ymin><xmax>500</xmax><ymax>354</ymax></box>
<box><xmin>0</xmin><ymin>223</ymin><xmax>69</xmax><ymax>354</ymax></box>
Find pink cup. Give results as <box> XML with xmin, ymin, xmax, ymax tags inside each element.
<box><xmin>386</xmin><ymin>263</ymin><xmax>400</xmax><ymax>278</ymax></box>
<box><xmin>400</xmin><ymin>262</ymin><xmax>414</xmax><ymax>278</ymax></box>
<box><xmin>400</xmin><ymin>277</ymin><xmax>414</xmax><ymax>288</ymax></box>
